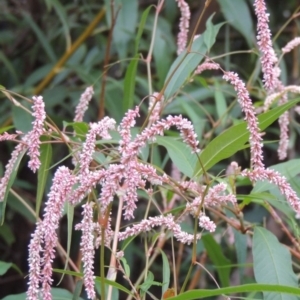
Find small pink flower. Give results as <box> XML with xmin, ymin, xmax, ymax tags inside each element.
<box><xmin>79</xmin><ymin>117</ymin><xmax>115</xmax><ymax>175</ymax></box>
<box><xmin>176</xmin><ymin>0</ymin><xmax>190</xmax><ymax>55</ymax></box>
<box><xmin>282</xmin><ymin>37</ymin><xmax>300</xmax><ymax>54</ymax></box>
<box><xmin>76</xmin><ymin>203</ymin><xmax>96</xmax><ymax>299</ymax></box>
<box><xmin>223</xmin><ymin>71</ymin><xmax>264</xmax><ymax>169</ymax></box>
<box><xmin>27</xmin><ymin>96</ymin><xmax>46</xmax><ymax>173</ymax></box>
<box><xmin>74</xmin><ymin>86</ymin><xmax>94</xmax><ymax>122</ymax></box>
<box><xmin>254</xmin><ymin>0</ymin><xmax>278</xmax><ymax>91</ymax></box>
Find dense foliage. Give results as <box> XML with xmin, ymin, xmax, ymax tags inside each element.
<box><xmin>1</xmin><ymin>0</ymin><xmax>300</xmax><ymax>299</ymax></box>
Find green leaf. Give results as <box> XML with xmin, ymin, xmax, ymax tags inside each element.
<box><xmin>49</xmin><ymin>0</ymin><xmax>71</xmax><ymax>49</ymax></box>
<box><xmin>161</xmin><ymin>250</ymin><xmax>171</xmax><ymax>295</ymax></box>
<box><xmin>164</xmin><ymin>35</ymin><xmax>207</xmax><ymax>100</ymax></box>
<box><xmin>2</xmin><ymin>288</ymin><xmax>84</xmax><ymax>300</ymax></box>
<box><xmin>0</xmin><ymin>148</ymin><xmax>27</xmax><ymax>225</ymax></box>
<box><xmin>202</xmin><ymin>234</ymin><xmax>231</xmax><ymax>287</ymax></box>
<box><xmin>36</xmin><ymin>140</ymin><xmax>52</xmax><ymax>216</ymax></box>
<box><xmin>217</xmin><ymin>0</ymin><xmax>254</xmax><ymax>47</ymax></box>
<box><xmin>0</xmin><ymin>261</ymin><xmax>12</xmax><ymax>276</ymax></box>
<box><xmin>22</xmin><ymin>13</ymin><xmax>56</xmax><ymax>62</ymax></box>
<box><xmin>72</xmin><ymin>279</ymin><xmax>83</xmax><ymax>300</ymax></box>
<box><xmin>120</xmin><ymin>257</ymin><xmax>130</xmax><ymax>278</ymax></box>
<box><xmin>123</xmin><ymin>55</ymin><xmax>139</xmax><ymax>113</ymax></box>
<box><xmin>233</xmin><ymin>229</ymin><xmax>248</xmax><ymax>281</ymax></box>
<box><xmin>139</xmin><ymin>271</ymin><xmax>162</xmax><ymax>296</ymax></box>
<box><xmin>112</xmin><ymin>0</ymin><xmax>138</xmax><ymax>60</ymax></box>
<box><xmin>252</xmin><ymin>159</ymin><xmax>300</xmax><ymax>193</ymax></box>
<box><xmin>135</xmin><ymin>6</ymin><xmax>152</xmax><ymax>54</ymax></box>
<box><xmin>253</xmin><ymin>227</ymin><xmax>299</xmax><ymax>300</ymax></box>
<box><xmin>203</xmin><ymin>15</ymin><xmax>225</xmax><ymax>52</ymax></box>
<box><xmin>214</xmin><ymin>81</ymin><xmax>227</xmax><ymax>127</ymax></box>
<box><xmin>194</xmin><ymin>97</ymin><xmax>300</xmax><ymax>177</ymax></box>
<box><xmin>166</xmin><ymin>284</ymin><xmax>300</xmax><ymax>299</ymax></box>
<box><xmin>53</xmin><ymin>268</ymin><xmax>133</xmax><ymax>296</ymax></box>
<box><xmin>156</xmin><ymin>136</ymin><xmax>197</xmax><ymax>178</ymax></box>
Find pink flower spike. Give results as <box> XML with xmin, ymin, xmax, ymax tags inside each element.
<box><xmin>223</xmin><ymin>71</ymin><xmax>264</xmax><ymax>169</ymax></box>
<box><xmin>79</xmin><ymin>117</ymin><xmax>116</xmax><ymax>175</ymax></box>
<box><xmin>176</xmin><ymin>0</ymin><xmax>191</xmax><ymax>55</ymax></box>
<box><xmin>0</xmin><ymin>142</ymin><xmax>28</xmax><ymax>202</ymax></box>
<box><xmin>254</xmin><ymin>0</ymin><xmax>278</xmax><ymax>91</ymax></box>
<box><xmin>27</xmin><ymin>96</ymin><xmax>46</xmax><ymax>173</ymax></box>
<box><xmin>282</xmin><ymin>37</ymin><xmax>300</xmax><ymax>54</ymax></box>
<box><xmin>27</xmin><ymin>222</ymin><xmax>43</xmax><ymax>300</ymax></box>
<box><xmin>76</xmin><ymin>203</ymin><xmax>96</xmax><ymax>299</ymax></box>
<box><xmin>194</xmin><ymin>61</ymin><xmax>220</xmax><ymax>75</ymax></box>
<box><xmin>74</xmin><ymin>86</ymin><xmax>94</xmax><ymax>122</ymax></box>
<box><xmin>199</xmin><ymin>215</ymin><xmax>216</xmax><ymax>232</ymax></box>
<box><xmin>118</xmin><ymin>214</ymin><xmax>201</xmax><ymax>245</ymax></box>
<box><xmin>40</xmin><ymin>166</ymin><xmax>77</xmax><ymax>300</ymax></box>
<box><xmin>118</xmin><ymin>106</ymin><xmax>140</xmax><ymax>154</ymax></box>
<box><xmin>148</xmin><ymin>93</ymin><xmax>162</xmax><ymax>125</ymax></box>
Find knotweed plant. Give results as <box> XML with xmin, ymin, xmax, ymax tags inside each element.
<box><xmin>1</xmin><ymin>1</ymin><xmax>300</xmax><ymax>300</ymax></box>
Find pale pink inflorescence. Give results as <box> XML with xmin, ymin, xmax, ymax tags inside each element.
<box><xmin>223</xmin><ymin>71</ymin><xmax>264</xmax><ymax>169</ymax></box>
<box><xmin>79</xmin><ymin>117</ymin><xmax>116</xmax><ymax>175</ymax></box>
<box><xmin>176</xmin><ymin>0</ymin><xmax>191</xmax><ymax>55</ymax></box>
<box><xmin>75</xmin><ymin>203</ymin><xmax>96</xmax><ymax>299</ymax></box>
<box><xmin>282</xmin><ymin>37</ymin><xmax>300</xmax><ymax>54</ymax></box>
<box><xmin>148</xmin><ymin>92</ymin><xmax>162</xmax><ymax>125</ymax></box>
<box><xmin>254</xmin><ymin>0</ymin><xmax>278</xmax><ymax>91</ymax></box>
<box><xmin>26</xmin><ymin>166</ymin><xmax>77</xmax><ymax>300</ymax></box>
<box><xmin>0</xmin><ymin>142</ymin><xmax>28</xmax><ymax>202</ymax></box>
<box><xmin>0</xmin><ymin>131</ymin><xmax>22</xmax><ymax>142</ymax></box>
<box><xmin>26</xmin><ymin>96</ymin><xmax>46</xmax><ymax>173</ymax></box>
<box><xmin>27</xmin><ymin>222</ymin><xmax>43</xmax><ymax>300</ymax></box>
<box><xmin>118</xmin><ymin>214</ymin><xmax>201</xmax><ymax>245</ymax></box>
<box><xmin>194</xmin><ymin>61</ymin><xmax>220</xmax><ymax>75</ymax></box>
<box><xmin>74</xmin><ymin>86</ymin><xmax>94</xmax><ymax>122</ymax></box>
<box><xmin>244</xmin><ymin>168</ymin><xmax>300</xmax><ymax>215</ymax></box>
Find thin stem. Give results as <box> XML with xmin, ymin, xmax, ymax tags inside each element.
<box><xmin>146</xmin><ymin>0</ymin><xmax>164</xmax><ymax>96</ymax></box>
<box><xmin>98</xmin><ymin>1</ymin><xmax>118</xmax><ymax>120</ymax></box>
<box><xmin>106</xmin><ymin>194</ymin><xmax>124</xmax><ymax>300</ymax></box>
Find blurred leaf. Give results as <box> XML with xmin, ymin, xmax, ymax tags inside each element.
<box><xmin>22</xmin><ymin>13</ymin><xmax>56</xmax><ymax>62</ymax></box>
<box><xmin>2</xmin><ymin>288</ymin><xmax>84</xmax><ymax>300</ymax></box>
<box><xmin>214</xmin><ymin>81</ymin><xmax>227</xmax><ymax>127</ymax></box>
<box><xmin>139</xmin><ymin>271</ymin><xmax>162</xmax><ymax>296</ymax></box>
<box><xmin>164</xmin><ymin>35</ymin><xmax>207</xmax><ymax>100</ymax></box>
<box><xmin>120</xmin><ymin>257</ymin><xmax>130</xmax><ymax>278</ymax></box>
<box><xmin>12</xmin><ymin>102</ymin><xmax>33</xmax><ymax>133</ymax></box>
<box><xmin>233</xmin><ymin>229</ymin><xmax>248</xmax><ymax>281</ymax></box>
<box><xmin>156</xmin><ymin>136</ymin><xmax>198</xmax><ymax>178</ymax></box>
<box><xmin>203</xmin><ymin>15</ymin><xmax>225</xmax><ymax>52</ymax></box>
<box><xmin>217</xmin><ymin>0</ymin><xmax>254</xmax><ymax>47</ymax></box>
<box><xmin>135</xmin><ymin>6</ymin><xmax>152</xmax><ymax>54</ymax></box>
<box><xmin>202</xmin><ymin>234</ymin><xmax>231</xmax><ymax>287</ymax></box>
<box><xmin>194</xmin><ymin>97</ymin><xmax>300</xmax><ymax>177</ymax></box>
<box><xmin>166</xmin><ymin>284</ymin><xmax>300</xmax><ymax>299</ymax></box>
<box><xmin>72</xmin><ymin>279</ymin><xmax>83</xmax><ymax>300</ymax></box>
<box><xmin>0</xmin><ymin>50</ymin><xmax>18</xmax><ymax>84</ymax></box>
<box><xmin>153</xmin><ymin>17</ymin><xmax>175</xmax><ymax>88</ymax></box>
<box><xmin>49</xmin><ymin>0</ymin><xmax>71</xmax><ymax>49</ymax></box>
<box><xmin>253</xmin><ymin>227</ymin><xmax>298</xmax><ymax>300</ymax></box>
<box><xmin>24</xmin><ymin>64</ymin><xmax>53</xmax><ymax>88</ymax></box>
<box><xmin>0</xmin><ymin>222</ymin><xmax>15</xmax><ymax>246</ymax></box>
<box><xmin>123</xmin><ymin>55</ymin><xmax>139</xmax><ymax>113</ymax></box>
<box><xmin>36</xmin><ymin>140</ymin><xmax>52</xmax><ymax>216</ymax></box>
<box><xmin>54</xmin><ymin>268</ymin><xmax>133</xmax><ymax>296</ymax></box>
<box><xmin>0</xmin><ymin>148</ymin><xmax>27</xmax><ymax>225</ymax></box>
<box><xmin>0</xmin><ymin>261</ymin><xmax>12</xmax><ymax>276</ymax></box>
<box><xmin>112</xmin><ymin>0</ymin><xmax>138</xmax><ymax>60</ymax></box>
<box><xmin>161</xmin><ymin>250</ymin><xmax>171</xmax><ymax>295</ymax></box>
